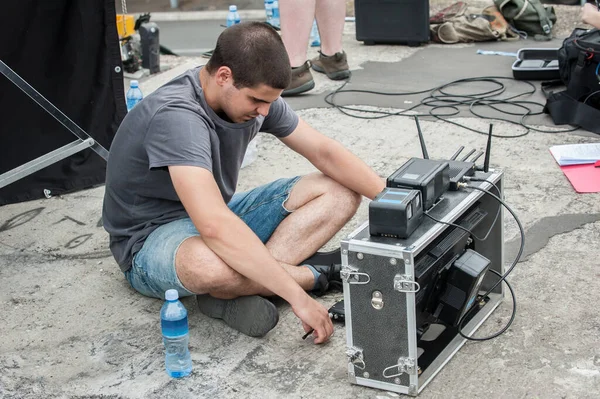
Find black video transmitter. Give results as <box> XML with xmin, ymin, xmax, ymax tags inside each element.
<box><xmin>387</xmin><ymin>158</ymin><xmax>450</xmax><ymax>210</ymax></box>
<box><xmin>369</xmin><ymin>187</ymin><xmax>423</xmax><ymax>238</ymax></box>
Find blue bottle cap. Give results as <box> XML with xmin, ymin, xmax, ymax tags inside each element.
<box><xmin>130</xmin><ymin>80</ymin><xmax>139</xmax><ymax>88</ymax></box>
<box><xmin>229</xmin><ymin>5</ymin><xmax>237</xmax><ymax>11</ymax></box>
<box><xmin>165</xmin><ymin>289</ymin><xmax>179</xmax><ymax>301</ymax></box>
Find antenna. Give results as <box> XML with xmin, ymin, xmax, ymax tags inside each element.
<box><xmin>471</xmin><ymin>151</ymin><xmax>484</xmax><ymax>163</ymax></box>
<box><xmin>483</xmin><ymin>124</ymin><xmax>493</xmax><ymax>173</ymax></box>
<box><xmin>450</xmin><ymin>146</ymin><xmax>464</xmax><ymax>160</ymax></box>
<box><xmin>415</xmin><ymin>115</ymin><xmax>429</xmax><ymax>159</ymax></box>
<box><xmin>460</xmin><ymin>149</ymin><xmax>476</xmax><ymax>162</ymax></box>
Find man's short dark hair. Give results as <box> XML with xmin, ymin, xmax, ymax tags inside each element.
<box><xmin>205</xmin><ymin>22</ymin><xmax>291</xmax><ymax>90</ymax></box>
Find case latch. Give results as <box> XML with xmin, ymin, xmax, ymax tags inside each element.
<box><xmin>341</xmin><ymin>267</ymin><xmax>371</xmax><ymax>285</ymax></box>
<box><xmin>393</xmin><ymin>274</ymin><xmax>420</xmax><ymax>293</ymax></box>
<box><xmin>346</xmin><ymin>346</ymin><xmax>366</xmax><ymax>370</ymax></box>
<box><xmin>382</xmin><ymin>357</ymin><xmax>416</xmax><ymax>378</ymax></box>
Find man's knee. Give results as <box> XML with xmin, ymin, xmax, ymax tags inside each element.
<box><xmin>288</xmin><ymin>173</ymin><xmax>361</xmax><ymax>214</ymax></box>
<box><xmin>319</xmin><ymin>175</ymin><xmax>362</xmax><ymax>216</ymax></box>
<box><xmin>176</xmin><ymin>236</ymin><xmax>248</xmax><ymax>294</ymax></box>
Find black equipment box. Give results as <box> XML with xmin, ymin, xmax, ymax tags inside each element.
<box><xmin>139</xmin><ymin>22</ymin><xmax>160</xmax><ymax>74</ymax></box>
<box><xmin>341</xmin><ymin>170</ymin><xmax>504</xmax><ymax>396</ymax></box>
<box><xmin>436</xmin><ymin>249</ymin><xmax>491</xmax><ymax>326</ymax></box>
<box><xmin>355</xmin><ymin>0</ymin><xmax>430</xmax><ymax>46</ymax></box>
<box><xmin>387</xmin><ymin>158</ymin><xmax>450</xmax><ymax>211</ymax></box>
<box><xmin>512</xmin><ymin>48</ymin><xmax>560</xmax><ymax>80</ymax></box>
<box><xmin>369</xmin><ymin>188</ymin><xmax>423</xmax><ymax>239</ymax></box>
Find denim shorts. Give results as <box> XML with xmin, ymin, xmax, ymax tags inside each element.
<box><xmin>124</xmin><ymin>176</ymin><xmax>301</xmax><ymax>299</ymax></box>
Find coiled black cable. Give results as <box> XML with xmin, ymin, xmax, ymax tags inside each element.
<box><xmin>324</xmin><ymin>77</ymin><xmax>579</xmax><ymax>138</ymax></box>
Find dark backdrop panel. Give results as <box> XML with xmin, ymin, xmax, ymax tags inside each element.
<box><xmin>0</xmin><ymin>0</ymin><xmax>126</xmax><ymax>205</ymax></box>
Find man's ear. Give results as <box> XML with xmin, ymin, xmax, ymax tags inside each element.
<box><xmin>215</xmin><ymin>66</ymin><xmax>233</xmax><ymax>87</ymax></box>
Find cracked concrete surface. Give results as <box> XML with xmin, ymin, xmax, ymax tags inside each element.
<box><xmin>2</xmin><ymin>21</ymin><xmax>600</xmax><ymax>399</ymax></box>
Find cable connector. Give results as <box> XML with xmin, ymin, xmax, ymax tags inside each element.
<box><xmin>456</xmin><ymin>182</ymin><xmax>469</xmax><ymax>189</ymax></box>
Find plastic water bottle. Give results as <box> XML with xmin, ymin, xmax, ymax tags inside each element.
<box><xmin>271</xmin><ymin>0</ymin><xmax>280</xmax><ymax>28</ymax></box>
<box><xmin>126</xmin><ymin>80</ymin><xmax>143</xmax><ymax>111</ymax></box>
<box><xmin>264</xmin><ymin>0</ymin><xmax>274</xmax><ymax>25</ymax></box>
<box><xmin>226</xmin><ymin>5</ymin><xmax>241</xmax><ymax>27</ymax></box>
<box><xmin>161</xmin><ymin>289</ymin><xmax>192</xmax><ymax>378</ymax></box>
<box><xmin>310</xmin><ymin>20</ymin><xmax>321</xmax><ymax>47</ymax></box>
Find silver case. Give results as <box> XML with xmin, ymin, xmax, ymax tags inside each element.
<box><xmin>342</xmin><ymin>171</ymin><xmax>504</xmax><ymax>396</ymax></box>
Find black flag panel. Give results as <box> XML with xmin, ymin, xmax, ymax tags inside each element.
<box><xmin>0</xmin><ymin>0</ymin><xmax>126</xmax><ymax>205</ymax></box>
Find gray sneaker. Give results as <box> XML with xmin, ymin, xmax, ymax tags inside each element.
<box><xmin>311</xmin><ymin>51</ymin><xmax>351</xmax><ymax>80</ymax></box>
<box><xmin>282</xmin><ymin>61</ymin><xmax>315</xmax><ymax>96</ymax></box>
<box><xmin>196</xmin><ymin>294</ymin><xmax>279</xmax><ymax>337</ymax></box>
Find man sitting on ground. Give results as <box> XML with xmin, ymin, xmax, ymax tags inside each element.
<box><xmin>102</xmin><ymin>22</ymin><xmax>385</xmax><ymax>343</ymax></box>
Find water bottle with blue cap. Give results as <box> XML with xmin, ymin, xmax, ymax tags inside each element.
<box><xmin>161</xmin><ymin>289</ymin><xmax>192</xmax><ymax>378</ymax></box>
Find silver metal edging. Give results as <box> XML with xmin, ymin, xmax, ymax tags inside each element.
<box><xmin>404</xmin><ymin>258</ymin><xmax>420</xmax><ymax>389</ymax></box>
<box><xmin>476</xmin><ymin>171</ymin><xmax>504</xmax><ymax>296</ymax></box>
<box><xmin>354</xmin><ymin>376</ymin><xmax>411</xmax><ymax>395</ymax></box>
<box><xmin>346</xmin><ymin>220</ymin><xmax>369</xmax><ymax>240</ymax></box>
<box><xmin>347</xmin><ymin>241</ymin><xmax>406</xmax><ymax>258</ymax></box>
<box><xmin>417</xmin><ymin>293</ymin><xmax>503</xmax><ymax>393</ymax></box>
<box><xmin>341</xmin><ymin>243</ymin><xmax>354</xmax><ymax>352</ymax></box>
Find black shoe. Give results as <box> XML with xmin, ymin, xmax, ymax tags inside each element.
<box><xmin>196</xmin><ymin>295</ymin><xmax>279</xmax><ymax>337</ymax></box>
<box><xmin>311</xmin><ymin>263</ymin><xmax>343</xmax><ymax>295</ymax></box>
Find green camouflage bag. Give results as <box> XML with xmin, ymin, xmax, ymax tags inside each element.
<box><xmin>494</xmin><ymin>0</ymin><xmax>557</xmax><ymax>39</ymax></box>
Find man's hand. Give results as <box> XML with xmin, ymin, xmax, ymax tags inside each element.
<box><xmin>582</xmin><ymin>3</ymin><xmax>600</xmax><ymax>28</ymax></box>
<box><xmin>291</xmin><ymin>295</ymin><xmax>334</xmax><ymax>344</ymax></box>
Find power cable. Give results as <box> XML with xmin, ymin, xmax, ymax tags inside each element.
<box><xmin>422</xmin><ymin>182</ymin><xmax>523</xmax><ymax>341</ymax></box>
<box><xmin>324</xmin><ymin>77</ymin><xmax>579</xmax><ymax>138</ymax></box>
<box><xmin>455</xmin><ymin>184</ymin><xmax>525</xmax><ymax>341</ymax></box>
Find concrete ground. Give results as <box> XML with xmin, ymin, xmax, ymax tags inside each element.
<box><xmin>2</xmin><ymin>17</ymin><xmax>600</xmax><ymax>399</ymax></box>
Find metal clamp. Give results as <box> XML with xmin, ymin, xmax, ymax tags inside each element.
<box><xmin>393</xmin><ymin>274</ymin><xmax>420</xmax><ymax>293</ymax></box>
<box><xmin>341</xmin><ymin>267</ymin><xmax>370</xmax><ymax>285</ymax></box>
<box><xmin>382</xmin><ymin>357</ymin><xmax>416</xmax><ymax>378</ymax></box>
<box><xmin>346</xmin><ymin>347</ymin><xmax>366</xmax><ymax>370</ymax></box>
<box><xmin>542</xmin><ymin>23</ymin><xmax>551</xmax><ymax>34</ymax></box>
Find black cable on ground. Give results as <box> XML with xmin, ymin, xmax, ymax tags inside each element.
<box><xmin>324</xmin><ymin>77</ymin><xmax>579</xmax><ymax>138</ymax></box>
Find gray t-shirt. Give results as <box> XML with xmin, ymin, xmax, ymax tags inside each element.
<box><xmin>102</xmin><ymin>66</ymin><xmax>299</xmax><ymax>272</ymax></box>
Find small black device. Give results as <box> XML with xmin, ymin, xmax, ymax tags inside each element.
<box><xmin>434</xmin><ymin>249</ymin><xmax>491</xmax><ymax>326</ymax></box>
<box><xmin>139</xmin><ymin>22</ymin><xmax>160</xmax><ymax>74</ymax></box>
<box><xmin>414</xmin><ymin>205</ymin><xmax>488</xmax><ymax>328</ymax></box>
<box><xmin>328</xmin><ymin>300</ymin><xmax>345</xmax><ymax>323</ymax></box>
<box><xmin>387</xmin><ymin>158</ymin><xmax>450</xmax><ymax>210</ymax></box>
<box><xmin>446</xmin><ymin>160</ymin><xmax>476</xmax><ymax>191</ymax></box>
<box><xmin>369</xmin><ymin>187</ymin><xmax>423</xmax><ymax>238</ymax></box>
<box><xmin>410</xmin><ymin>116</ymin><xmax>493</xmax><ymax>190</ymax></box>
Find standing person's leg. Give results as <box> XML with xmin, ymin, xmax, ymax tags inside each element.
<box><xmin>315</xmin><ymin>0</ymin><xmax>346</xmax><ymax>56</ymax></box>
<box><xmin>280</xmin><ymin>0</ymin><xmax>315</xmax><ymax>68</ymax></box>
<box><xmin>280</xmin><ymin>0</ymin><xmax>317</xmax><ymax>95</ymax></box>
<box><xmin>311</xmin><ymin>0</ymin><xmax>351</xmax><ymax>80</ymax></box>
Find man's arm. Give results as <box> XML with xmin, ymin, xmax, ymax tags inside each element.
<box><xmin>280</xmin><ymin>117</ymin><xmax>386</xmax><ymax>199</ymax></box>
<box><xmin>169</xmin><ymin>165</ymin><xmax>333</xmax><ymax>343</ymax></box>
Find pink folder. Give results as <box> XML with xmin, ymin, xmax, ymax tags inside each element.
<box><xmin>559</xmin><ymin>163</ymin><xmax>600</xmax><ymax>193</ymax></box>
